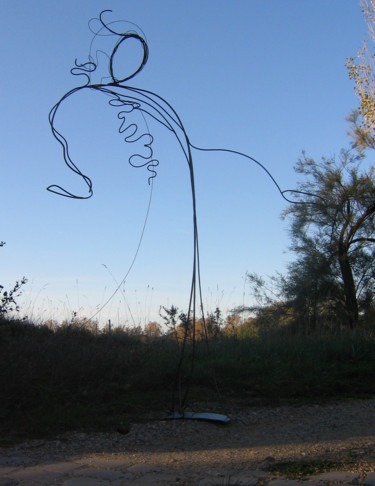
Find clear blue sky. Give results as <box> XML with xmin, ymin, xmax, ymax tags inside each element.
<box><xmin>1</xmin><ymin>1</ymin><xmax>366</xmax><ymax>326</ymax></box>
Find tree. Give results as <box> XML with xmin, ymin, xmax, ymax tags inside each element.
<box><xmin>204</xmin><ymin>307</ymin><xmax>223</xmax><ymax>339</ymax></box>
<box><xmin>234</xmin><ymin>277</ymin><xmax>295</xmax><ymax>336</ymax></box>
<box><xmin>223</xmin><ymin>313</ymin><xmax>242</xmax><ymax>336</ymax></box>
<box><xmin>144</xmin><ymin>321</ymin><xmax>162</xmax><ymax>337</ymax></box>
<box><xmin>282</xmin><ymin>150</ymin><xmax>375</xmax><ymax>328</ymax></box>
<box><xmin>346</xmin><ymin>0</ymin><xmax>375</xmax><ymax>149</ymax></box>
<box><xmin>190</xmin><ymin>310</ymin><xmax>222</xmax><ymax>340</ymax></box>
<box><xmin>159</xmin><ymin>305</ymin><xmax>180</xmax><ymax>339</ymax></box>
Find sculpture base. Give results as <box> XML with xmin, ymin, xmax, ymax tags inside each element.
<box><xmin>165</xmin><ymin>411</ymin><xmax>230</xmax><ymax>423</ymax></box>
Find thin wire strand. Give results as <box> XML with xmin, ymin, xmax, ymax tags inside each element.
<box><xmin>88</xmin><ymin>179</ymin><xmax>154</xmax><ymax>321</ymax></box>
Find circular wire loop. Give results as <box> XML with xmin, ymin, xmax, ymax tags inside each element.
<box><xmin>110</xmin><ymin>33</ymin><xmax>149</xmax><ymax>84</ymax></box>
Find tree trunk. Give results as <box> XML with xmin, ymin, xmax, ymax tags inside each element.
<box><xmin>338</xmin><ymin>246</ymin><xmax>359</xmax><ymax>328</ymax></box>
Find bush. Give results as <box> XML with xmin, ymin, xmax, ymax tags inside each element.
<box><xmin>1</xmin><ymin>314</ymin><xmax>375</xmax><ymax>439</ymax></box>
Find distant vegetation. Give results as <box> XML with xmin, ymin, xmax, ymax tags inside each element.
<box><xmin>1</xmin><ymin>310</ymin><xmax>375</xmax><ymax>440</ymax></box>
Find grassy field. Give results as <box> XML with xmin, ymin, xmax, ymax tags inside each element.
<box><xmin>1</xmin><ymin>315</ymin><xmax>375</xmax><ymax>440</ymax></box>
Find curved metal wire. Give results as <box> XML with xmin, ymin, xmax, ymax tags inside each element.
<box><xmin>48</xmin><ymin>10</ymin><xmax>321</xmax><ymax>414</ymax></box>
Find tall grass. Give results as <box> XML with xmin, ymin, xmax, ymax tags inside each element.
<box><xmin>204</xmin><ymin>333</ymin><xmax>375</xmax><ymax>401</ymax></box>
<box><xmin>1</xmin><ymin>315</ymin><xmax>374</xmax><ymax>439</ymax></box>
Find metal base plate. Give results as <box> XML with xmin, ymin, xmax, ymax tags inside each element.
<box><xmin>165</xmin><ymin>411</ymin><xmax>230</xmax><ymax>423</ymax></box>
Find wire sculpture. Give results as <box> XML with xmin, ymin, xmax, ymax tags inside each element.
<box><xmin>48</xmin><ymin>10</ymin><xmax>315</xmax><ymax>420</ymax></box>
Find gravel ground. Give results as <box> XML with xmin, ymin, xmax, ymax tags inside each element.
<box><xmin>1</xmin><ymin>399</ymin><xmax>375</xmax><ymax>484</ymax></box>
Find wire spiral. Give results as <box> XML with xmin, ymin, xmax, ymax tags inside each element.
<box><xmin>109</xmin><ymin>98</ymin><xmax>159</xmax><ymax>184</ymax></box>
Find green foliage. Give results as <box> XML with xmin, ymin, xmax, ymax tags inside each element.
<box><xmin>241</xmin><ymin>149</ymin><xmax>375</xmax><ymax>334</ymax></box>
<box><xmin>281</xmin><ymin>150</ymin><xmax>375</xmax><ymax>329</ymax></box>
<box><xmin>236</xmin><ymin>318</ymin><xmax>259</xmax><ymax>339</ymax></box>
<box><xmin>346</xmin><ymin>110</ymin><xmax>375</xmax><ymax>151</ymax></box>
<box><xmin>0</xmin><ymin>277</ymin><xmax>27</xmax><ymax>316</ymax></box>
<box><xmin>0</xmin><ymin>241</ymin><xmax>27</xmax><ymax>316</ymax></box>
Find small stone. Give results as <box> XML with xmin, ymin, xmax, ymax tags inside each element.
<box><xmin>117</xmin><ymin>423</ymin><xmax>131</xmax><ymax>435</ymax></box>
<box><xmin>264</xmin><ymin>456</ymin><xmax>276</xmax><ymax>462</ymax></box>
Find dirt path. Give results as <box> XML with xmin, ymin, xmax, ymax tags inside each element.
<box><xmin>1</xmin><ymin>399</ymin><xmax>375</xmax><ymax>485</ymax></box>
